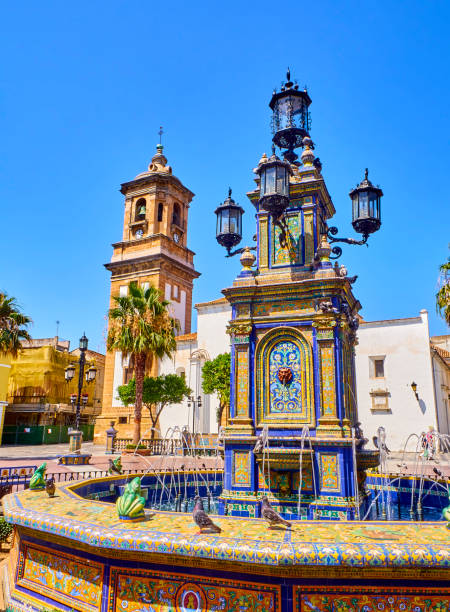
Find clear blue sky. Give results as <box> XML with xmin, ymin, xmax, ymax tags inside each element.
<box><xmin>1</xmin><ymin>1</ymin><xmax>449</xmax><ymax>353</ymax></box>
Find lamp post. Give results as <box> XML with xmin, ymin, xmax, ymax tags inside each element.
<box><xmin>215</xmin><ymin>71</ymin><xmax>384</xmax><ymax>261</ymax></box>
<box><xmin>188</xmin><ymin>395</ymin><xmax>202</xmax><ymax>438</ymax></box>
<box><xmin>64</xmin><ymin>333</ymin><xmax>97</xmax><ymax>453</ymax></box>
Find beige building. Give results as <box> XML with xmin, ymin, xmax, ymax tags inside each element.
<box><xmin>95</xmin><ymin>145</ymin><xmax>200</xmax><ymax>443</ymax></box>
<box><xmin>5</xmin><ymin>336</ymin><xmax>104</xmax><ymax>429</ymax></box>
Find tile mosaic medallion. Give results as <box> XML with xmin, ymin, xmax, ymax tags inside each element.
<box><xmin>109</xmin><ymin>567</ymin><xmax>280</xmax><ymax>612</ymax></box>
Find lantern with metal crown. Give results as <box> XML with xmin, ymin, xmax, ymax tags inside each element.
<box><xmin>255</xmin><ymin>146</ymin><xmax>292</xmax><ymax>220</ymax></box>
<box><xmin>215</xmin><ymin>189</ymin><xmax>245</xmax><ymax>256</ymax></box>
<box><xmin>270</xmin><ymin>69</ymin><xmax>312</xmax><ymax>162</ymax></box>
<box><xmin>350</xmin><ymin>168</ymin><xmax>383</xmax><ymax>239</ymax></box>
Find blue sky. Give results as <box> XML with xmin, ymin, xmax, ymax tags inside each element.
<box><xmin>1</xmin><ymin>1</ymin><xmax>449</xmax><ymax>352</ymax></box>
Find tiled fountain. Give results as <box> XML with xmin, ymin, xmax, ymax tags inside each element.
<box><xmin>3</xmin><ymin>75</ymin><xmax>450</xmax><ymax>611</ymax></box>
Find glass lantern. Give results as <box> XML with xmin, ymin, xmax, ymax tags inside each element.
<box><xmin>85</xmin><ymin>365</ymin><xmax>97</xmax><ymax>383</ymax></box>
<box><xmin>349</xmin><ymin>169</ymin><xmax>383</xmax><ymax>238</ymax></box>
<box><xmin>65</xmin><ymin>363</ymin><xmax>76</xmax><ymax>382</ymax></box>
<box><xmin>79</xmin><ymin>334</ymin><xmax>89</xmax><ymax>352</ymax></box>
<box><xmin>215</xmin><ymin>189</ymin><xmax>245</xmax><ymax>255</ymax></box>
<box><xmin>256</xmin><ymin>150</ymin><xmax>292</xmax><ymax>219</ymax></box>
<box><xmin>270</xmin><ymin>70</ymin><xmax>312</xmax><ymax>161</ymax></box>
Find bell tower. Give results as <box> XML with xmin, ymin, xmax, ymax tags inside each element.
<box><xmin>95</xmin><ymin>144</ymin><xmax>200</xmax><ymax>442</ymax></box>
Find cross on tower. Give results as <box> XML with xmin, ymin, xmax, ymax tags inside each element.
<box><xmin>158</xmin><ymin>126</ymin><xmax>164</xmax><ymax>145</ymax></box>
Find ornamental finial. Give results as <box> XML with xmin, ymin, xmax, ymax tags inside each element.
<box><xmin>228</xmin><ymin>187</ymin><xmax>232</xmax><ymax>197</ymax></box>
<box><xmin>365</xmin><ymin>168</ymin><xmax>369</xmax><ymax>180</ymax></box>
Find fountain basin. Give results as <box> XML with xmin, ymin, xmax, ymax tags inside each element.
<box><xmin>3</xmin><ymin>473</ymin><xmax>450</xmax><ymax>612</ymax></box>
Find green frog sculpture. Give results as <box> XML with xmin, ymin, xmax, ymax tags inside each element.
<box><xmin>29</xmin><ymin>463</ymin><xmax>47</xmax><ymax>491</ymax></box>
<box><xmin>116</xmin><ymin>476</ymin><xmax>146</xmax><ymax>521</ymax></box>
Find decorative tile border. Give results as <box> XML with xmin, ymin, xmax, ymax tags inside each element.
<box><xmin>3</xmin><ymin>484</ymin><xmax>450</xmax><ymax>569</ymax></box>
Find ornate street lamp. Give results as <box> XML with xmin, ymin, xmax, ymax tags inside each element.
<box><xmin>64</xmin><ymin>333</ymin><xmax>97</xmax><ymax>453</ymax></box>
<box><xmin>215</xmin><ymin>189</ymin><xmax>247</xmax><ymax>257</ymax></box>
<box><xmin>350</xmin><ymin>168</ymin><xmax>383</xmax><ymax>237</ymax></box>
<box><xmin>269</xmin><ymin>69</ymin><xmax>312</xmax><ymax>162</ymax></box>
<box><xmin>255</xmin><ymin>147</ymin><xmax>292</xmax><ymax>219</ymax></box>
<box><xmin>188</xmin><ymin>395</ymin><xmax>202</xmax><ymax>437</ymax></box>
<box><xmin>326</xmin><ymin>168</ymin><xmax>384</xmax><ymax>259</ymax></box>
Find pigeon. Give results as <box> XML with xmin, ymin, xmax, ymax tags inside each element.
<box><xmin>433</xmin><ymin>467</ymin><xmax>443</xmax><ymax>478</ymax></box>
<box><xmin>253</xmin><ymin>435</ymin><xmax>264</xmax><ymax>454</ymax></box>
<box><xmin>45</xmin><ymin>477</ymin><xmax>56</xmax><ymax>498</ymax></box>
<box><xmin>372</xmin><ymin>436</ymin><xmax>390</xmax><ymax>454</ymax></box>
<box><xmin>108</xmin><ymin>457</ymin><xmax>122</xmax><ymax>475</ymax></box>
<box><xmin>193</xmin><ymin>495</ymin><xmax>221</xmax><ymax>534</ymax></box>
<box><xmin>261</xmin><ymin>496</ymin><xmax>291</xmax><ymax>529</ymax></box>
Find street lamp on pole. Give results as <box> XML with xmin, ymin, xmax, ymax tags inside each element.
<box><xmin>64</xmin><ymin>333</ymin><xmax>96</xmax><ymax>453</ymax></box>
<box><xmin>188</xmin><ymin>395</ymin><xmax>202</xmax><ymax>437</ymax></box>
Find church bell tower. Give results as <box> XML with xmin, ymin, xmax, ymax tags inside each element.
<box><xmin>95</xmin><ymin>144</ymin><xmax>200</xmax><ymax>442</ymax></box>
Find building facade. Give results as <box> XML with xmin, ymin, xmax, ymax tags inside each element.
<box><xmin>355</xmin><ymin>311</ymin><xmax>450</xmax><ymax>451</ymax></box>
<box><xmin>159</xmin><ymin>303</ymin><xmax>450</xmax><ymax>453</ymax></box>
<box><xmin>3</xmin><ymin>337</ymin><xmax>104</xmax><ymax>443</ymax></box>
<box><xmin>95</xmin><ymin>145</ymin><xmax>200</xmax><ymax>443</ymax></box>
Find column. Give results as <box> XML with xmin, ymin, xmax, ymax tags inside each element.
<box><xmin>226</xmin><ymin>322</ymin><xmax>254</xmax><ymax>435</ymax></box>
<box><xmin>313</xmin><ymin>317</ymin><xmax>343</xmax><ymax>438</ymax></box>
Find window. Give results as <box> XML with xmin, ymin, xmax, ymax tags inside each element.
<box><xmin>119</xmin><ymin>285</ymin><xmax>128</xmax><ymax>297</ymax></box>
<box><xmin>176</xmin><ymin>367</ymin><xmax>185</xmax><ymax>380</ymax></box>
<box><xmin>135</xmin><ymin>198</ymin><xmax>146</xmax><ymax>221</ymax></box>
<box><xmin>369</xmin><ymin>356</ymin><xmax>385</xmax><ymax>379</ymax></box>
<box><xmin>157</xmin><ymin>203</ymin><xmax>163</xmax><ymax>222</ymax></box>
<box><xmin>171</xmin><ymin>284</ymin><xmax>179</xmax><ymax>301</ymax></box>
<box><xmin>374</xmin><ymin>359</ymin><xmax>384</xmax><ymax>378</ymax></box>
<box><xmin>118</xmin><ymin>416</ymin><xmax>127</xmax><ymax>424</ymax></box>
<box><xmin>141</xmin><ymin>282</ymin><xmax>149</xmax><ymax>291</ymax></box>
<box><xmin>172</xmin><ymin>203</ymin><xmax>181</xmax><ymax>226</ymax></box>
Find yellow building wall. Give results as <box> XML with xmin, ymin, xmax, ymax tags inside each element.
<box><xmin>0</xmin><ymin>353</ymin><xmax>12</xmax><ymax>439</ymax></box>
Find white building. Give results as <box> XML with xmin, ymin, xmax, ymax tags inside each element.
<box><xmin>160</xmin><ymin>301</ymin><xmax>450</xmax><ymax>450</ymax></box>
<box><xmin>159</xmin><ymin>298</ymin><xmax>231</xmax><ymax>435</ymax></box>
<box><xmin>355</xmin><ymin>310</ymin><xmax>450</xmax><ymax>451</ymax></box>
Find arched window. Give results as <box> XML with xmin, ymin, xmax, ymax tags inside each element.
<box><xmin>135</xmin><ymin>198</ymin><xmax>146</xmax><ymax>221</ymax></box>
<box><xmin>157</xmin><ymin>203</ymin><xmax>164</xmax><ymax>223</ymax></box>
<box><xmin>172</xmin><ymin>203</ymin><xmax>181</xmax><ymax>227</ymax></box>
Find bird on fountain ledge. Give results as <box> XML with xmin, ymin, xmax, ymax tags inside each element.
<box><xmin>193</xmin><ymin>495</ymin><xmax>221</xmax><ymax>534</ymax></box>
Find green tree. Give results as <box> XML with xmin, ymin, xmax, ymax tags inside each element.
<box><xmin>436</xmin><ymin>260</ymin><xmax>450</xmax><ymax>327</ymax></box>
<box><xmin>202</xmin><ymin>353</ymin><xmax>231</xmax><ymax>425</ymax></box>
<box><xmin>0</xmin><ymin>292</ymin><xmax>32</xmax><ymax>357</ymax></box>
<box><xmin>118</xmin><ymin>374</ymin><xmax>191</xmax><ymax>439</ymax></box>
<box><xmin>107</xmin><ymin>282</ymin><xmax>177</xmax><ymax>445</ymax></box>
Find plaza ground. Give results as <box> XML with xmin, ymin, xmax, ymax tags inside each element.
<box><xmin>0</xmin><ymin>443</ymin><xmax>449</xmax><ymax>478</ymax></box>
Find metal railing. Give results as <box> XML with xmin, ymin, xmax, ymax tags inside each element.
<box><xmin>115</xmin><ymin>436</ymin><xmax>221</xmax><ymax>456</ymax></box>
<box><xmin>0</xmin><ymin>468</ymin><xmax>139</xmax><ymax>498</ymax></box>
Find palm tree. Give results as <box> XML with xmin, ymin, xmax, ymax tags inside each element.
<box><xmin>0</xmin><ymin>292</ymin><xmax>32</xmax><ymax>357</ymax></box>
<box><xmin>107</xmin><ymin>282</ymin><xmax>177</xmax><ymax>444</ymax></box>
<box><xmin>436</xmin><ymin>261</ymin><xmax>450</xmax><ymax>327</ymax></box>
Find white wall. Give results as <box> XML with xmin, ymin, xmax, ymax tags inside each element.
<box><xmin>158</xmin><ymin>300</ymin><xmax>232</xmax><ymax>435</ymax></box>
<box><xmin>355</xmin><ymin>310</ymin><xmax>438</xmax><ymax>452</ymax></box>
<box><xmin>431</xmin><ymin>348</ymin><xmax>450</xmax><ymax>436</ymax></box>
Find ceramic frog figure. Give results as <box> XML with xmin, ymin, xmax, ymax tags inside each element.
<box><xmin>29</xmin><ymin>463</ymin><xmax>47</xmax><ymax>490</ymax></box>
<box><xmin>116</xmin><ymin>477</ymin><xmax>146</xmax><ymax>520</ymax></box>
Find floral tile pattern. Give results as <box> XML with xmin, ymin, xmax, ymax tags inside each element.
<box><xmin>3</xmin><ymin>483</ymin><xmax>450</xmax><ymax>568</ymax></box>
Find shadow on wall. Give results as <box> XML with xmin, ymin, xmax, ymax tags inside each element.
<box><xmin>418</xmin><ymin>399</ymin><xmax>426</xmax><ymax>415</ymax></box>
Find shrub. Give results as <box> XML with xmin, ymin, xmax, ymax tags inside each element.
<box><xmin>0</xmin><ymin>517</ymin><xmax>12</xmax><ymax>542</ymax></box>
